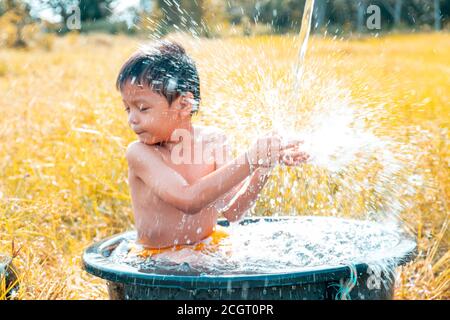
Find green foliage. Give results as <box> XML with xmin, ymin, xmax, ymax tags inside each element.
<box><xmin>2</xmin><ymin>0</ymin><xmax>449</xmax><ymax>38</ymax></box>
<box><xmin>224</xmin><ymin>0</ymin><xmax>450</xmax><ymax>34</ymax></box>
<box><xmin>79</xmin><ymin>19</ymin><xmax>136</xmax><ymax>35</ymax></box>
<box><xmin>78</xmin><ymin>0</ymin><xmax>113</xmax><ymax>22</ymax></box>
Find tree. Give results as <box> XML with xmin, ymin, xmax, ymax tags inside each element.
<box><xmin>227</xmin><ymin>0</ymin><xmax>307</xmax><ymax>33</ymax></box>
<box><xmin>154</xmin><ymin>0</ymin><xmax>182</xmax><ymax>31</ymax></box>
<box><xmin>36</xmin><ymin>0</ymin><xmax>113</xmax><ymax>33</ymax></box>
<box><xmin>78</xmin><ymin>0</ymin><xmax>112</xmax><ymax>22</ymax></box>
<box><xmin>313</xmin><ymin>0</ymin><xmax>328</xmax><ymax>31</ymax></box>
<box><xmin>147</xmin><ymin>0</ymin><xmax>208</xmax><ymax>35</ymax></box>
<box><xmin>0</xmin><ymin>0</ymin><xmax>33</xmax><ymax>47</ymax></box>
<box><xmin>378</xmin><ymin>0</ymin><xmax>404</xmax><ymax>27</ymax></box>
<box><xmin>434</xmin><ymin>0</ymin><xmax>441</xmax><ymax>30</ymax></box>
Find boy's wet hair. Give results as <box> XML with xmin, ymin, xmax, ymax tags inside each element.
<box><xmin>116</xmin><ymin>40</ymin><xmax>200</xmax><ymax>114</ymax></box>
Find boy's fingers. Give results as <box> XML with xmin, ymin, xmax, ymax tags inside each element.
<box><xmin>280</xmin><ymin>146</ymin><xmax>297</xmax><ymax>154</ymax></box>
<box><xmin>293</xmin><ymin>152</ymin><xmax>309</xmax><ymax>158</ymax></box>
<box><xmin>291</xmin><ymin>153</ymin><xmax>309</xmax><ymax>163</ymax></box>
<box><xmin>280</xmin><ymin>143</ymin><xmax>304</xmax><ymax>152</ymax></box>
<box><xmin>295</xmin><ymin>155</ymin><xmax>309</xmax><ymax>162</ymax></box>
<box><xmin>285</xmin><ymin>150</ymin><xmax>305</xmax><ymax>157</ymax></box>
<box><xmin>281</xmin><ymin>144</ymin><xmax>297</xmax><ymax>150</ymax></box>
<box><xmin>280</xmin><ymin>149</ymin><xmax>310</xmax><ymax>165</ymax></box>
<box><xmin>285</xmin><ymin>139</ymin><xmax>304</xmax><ymax>145</ymax></box>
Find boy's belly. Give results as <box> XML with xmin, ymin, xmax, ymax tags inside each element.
<box><xmin>128</xmin><ymin>158</ymin><xmax>219</xmax><ymax>249</ymax></box>
<box><xmin>134</xmin><ymin>201</ymin><xmax>218</xmax><ymax>249</ymax></box>
<box><xmin>129</xmin><ymin>225</ymin><xmax>230</xmax><ymax>265</ymax></box>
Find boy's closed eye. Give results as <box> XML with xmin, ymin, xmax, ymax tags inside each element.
<box><xmin>137</xmin><ymin>102</ymin><xmax>152</xmax><ymax>111</ymax></box>
<box><xmin>124</xmin><ymin>104</ymin><xmax>152</xmax><ymax>113</ymax></box>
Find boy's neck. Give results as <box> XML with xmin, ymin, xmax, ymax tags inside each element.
<box><xmin>159</xmin><ymin>121</ymin><xmax>194</xmax><ymax>153</ymax></box>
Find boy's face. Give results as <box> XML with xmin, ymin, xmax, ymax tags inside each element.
<box><xmin>121</xmin><ymin>80</ymin><xmax>192</xmax><ymax>145</ymax></box>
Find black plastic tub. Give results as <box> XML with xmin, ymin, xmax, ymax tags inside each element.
<box><xmin>82</xmin><ymin>217</ymin><xmax>416</xmax><ymax>300</ymax></box>
<box><xmin>0</xmin><ymin>254</ymin><xmax>19</xmax><ymax>299</ymax></box>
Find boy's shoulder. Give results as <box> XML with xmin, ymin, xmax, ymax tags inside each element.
<box><xmin>125</xmin><ymin>140</ymin><xmax>157</xmax><ymax>161</ymax></box>
<box><xmin>126</xmin><ymin>140</ymin><xmax>145</xmax><ymax>152</ymax></box>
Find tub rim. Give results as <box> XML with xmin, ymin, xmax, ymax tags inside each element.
<box><xmin>82</xmin><ymin>216</ymin><xmax>417</xmax><ymax>289</ymax></box>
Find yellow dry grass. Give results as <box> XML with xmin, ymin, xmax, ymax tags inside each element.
<box><xmin>0</xmin><ymin>32</ymin><xmax>448</xmax><ymax>299</ymax></box>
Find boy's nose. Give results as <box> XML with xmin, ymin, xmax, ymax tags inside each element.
<box><xmin>128</xmin><ymin>113</ymin><xmax>139</xmax><ymax>125</ymax></box>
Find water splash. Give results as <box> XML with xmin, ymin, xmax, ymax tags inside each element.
<box><xmin>277</xmin><ymin>81</ymin><xmax>386</xmax><ymax>172</ymax></box>
<box><xmin>109</xmin><ymin>217</ymin><xmax>414</xmax><ymax>276</ymax></box>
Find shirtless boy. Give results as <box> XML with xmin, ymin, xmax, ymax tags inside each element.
<box><xmin>116</xmin><ymin>40</ymin><xmax>309</xmax><ymax>260</ymax></box>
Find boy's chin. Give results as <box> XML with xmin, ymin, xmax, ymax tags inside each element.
<box><xmin>138</xmin><ymin>134</ymin><xmax>160</xmax><ymax>145</ymax></box>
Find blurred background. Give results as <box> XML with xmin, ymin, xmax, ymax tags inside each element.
<box><xmin>0</xmin><ymin>1</ymin><xmax>448</xmax><ymax>300</ymax></box>
<box><xmin>0</xmin><ymin>0</ymin><xmax>449</xmax><ymax>48</ymax></box>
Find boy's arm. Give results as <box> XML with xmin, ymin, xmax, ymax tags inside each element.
<box><xmin>218</xmin><ymin>167</ymin><xmax>272</xmax><ymax>222</ymax></box>
<box><xmin>209</xmin><ymin>132</ymin><xmax>247</xmax><ymax>213</ymax></box>
<box><xmin>211</xmin><ymin>179</ymin><xmax>248</xmax><ymax>213</ymax></box>
<box><xmin>126</xmin><ymin>141</ymin><xmax>253</xmax><ymax>215</ymax></box>
<box><xmin>211</xmin><ymin>133</ymin><xmax>271</xmax><ymax>222</ymax></box>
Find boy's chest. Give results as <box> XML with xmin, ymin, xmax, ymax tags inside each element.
<box><xmin>171</xmin><ymin>162</ymin><xmax>215</xmax><ymax>184</ymax></box>
<box><xmin>158</xmin><ymin>148</ymin><xmax>216</xmax><ymax>184</ymax></box>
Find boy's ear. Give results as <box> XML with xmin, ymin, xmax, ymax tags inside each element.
<box><xmin>177</xmin><ymin>92</ymin><xmax>195</xmax><ymax>116</ymax></box>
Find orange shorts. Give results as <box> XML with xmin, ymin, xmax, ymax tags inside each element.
<box><xmin>128</xmin><ymin>226</ymin><xmax>230</xmax><ymax>259</ymax></box>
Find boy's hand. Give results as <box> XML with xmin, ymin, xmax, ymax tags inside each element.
<box><xmin>248</xmin><ymin>131</ymin><xmax>310</xmax><ymax>169</ymax></box>
<box><xmin>279</xmin><ymin>142</ymin><xmax>310</xmax><ymax>166</ymax></box>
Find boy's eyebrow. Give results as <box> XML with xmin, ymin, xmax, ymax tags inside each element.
<box><xmin>123</xmin><ymin>97</ymin><xmax>152</xmax><ymax>105</ymax></box>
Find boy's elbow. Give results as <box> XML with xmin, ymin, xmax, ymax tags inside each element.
<box><xmin>184</xmin><ymin>207</ymin><xmax>201</xmax><ymax>215</ymax></box>
<box><xmin>183</xmin><ymin>200</ymin><xmax>205</xmax><ymax>215</ymax></box>
<box><xmin>180</xmin><ymin>203</ymin><xmax>203</xmax><ymax>215</ymax></box>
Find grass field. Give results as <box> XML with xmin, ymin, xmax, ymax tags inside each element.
<box><xmin>0</xmin><ymin>32</ymin><xmax>448</xmax><ymax>299</ymax></box>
